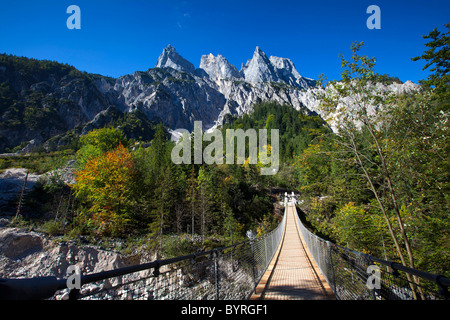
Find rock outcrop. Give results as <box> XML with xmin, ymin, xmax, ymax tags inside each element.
<box><xmin>0</xmin><ymin>225</ymin><xmax>156</xmax><ymax>299</ymax></box>
<box><xmin>155</xmin><ymin>44</ymin><xmax>196</xmax><ymax>74</ymax></box>
<box><xmin>199</xmin><ymin>53</ymin><xmax>242</xmax><ymax>81</ymax></box>
<box><xmin>0</xmin><ymin>227</ymin><xmax>137</xmax><ymax>279</ymax></box>
<box><xmin>0</xmin><ymin>168</ymin><xmax>41</xmax><ymax>212</ymax></box>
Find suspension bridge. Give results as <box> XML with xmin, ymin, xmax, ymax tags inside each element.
<box><xmin>0</xmin><ymin>195</ymin><xmax>449</xmax><ymax>300</ymax></box>
<box><xmin>250</xmin><ymin>202</ymin><xmax>334</xmax><ymax>300</ymax></box>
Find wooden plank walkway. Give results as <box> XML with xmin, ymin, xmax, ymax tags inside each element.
<box><xmin>251</xmin><ymin>202</ymin><xmax>335</xmax><ymax>300</ymax></box>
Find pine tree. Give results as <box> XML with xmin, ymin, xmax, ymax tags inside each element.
<box><xmin>412</xmin><ymin>23</ymin><xmax>450</xmax><ymax>111</ymax></box>
<box><xmin>149</xmin><ymin>163</ymin><xmax>176</xmax><ymax>256</ymax></box>
<box><xmin>197</xmin><ymin>165</ymin><xmax>214</xmax><ymax>241</ymax></box>
<box><xmin>174</xmin><ymin>165</ymin><xmax>188</xmax><ymax>234</ymax></box>
<box><xmin>186</xmin><ymin>166</ymin><xmax>198</xmax><ymax>238</ymax></box>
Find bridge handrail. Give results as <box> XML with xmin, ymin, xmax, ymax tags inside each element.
<box><xmin>332</xmin><ymin>242</ymin><xmax>450</xmax><ymax>289</ymax></box>
<box><xmin>294</xmin><ymin>204</ymin><xmax>449</xmax><ymax>300</ymax></box>
<box><xmin>0</xmin><ymin>204</ymin><xmax>287</xmax><ymax>300</ymax></box>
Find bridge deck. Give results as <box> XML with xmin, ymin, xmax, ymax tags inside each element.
<box><xmin>251</xmin><ymin>203</ymin><xmax>335</xmax><ymax>300</ymax></box>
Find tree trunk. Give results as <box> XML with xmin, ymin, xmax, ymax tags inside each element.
<box><xmin>348</xmin><ymin>131</ymin><xmax>419</xmax><ymax>299</ymax></box>
<box><xmin>366</xmin><ymin>123</ymin><xmax>416</xmax><ymax>270</ymax></box>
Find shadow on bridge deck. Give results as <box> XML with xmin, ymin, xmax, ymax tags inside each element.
<box><xmin>251</xmin><ymin>203</ymin><xmax>335</xmax><ymax>300</ymax></box>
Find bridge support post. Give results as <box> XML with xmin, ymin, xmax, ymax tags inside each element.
<box><xmin>213</xmin><ymin>250</ymin><xmax>220</xmax><ymax>300</ymax></box>
<box><xmin>250</xmin><ymin>240</ymin><xmax>257</xmax><ymax>288</ymax></box>
<box><xmin>264</xmin><ymin>237</ymin><xmax>269</xmax><ymax>268</ymax></box>
<box><xmin>326</xmin><ymin>241</ymin><xmax>337</xmax><ymax>297</ymax></box>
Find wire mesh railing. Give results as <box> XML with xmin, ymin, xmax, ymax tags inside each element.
<box><xmin>66</xmin><ymin>206</ymin><xmax>286</xmax><ymax>300</ymax></box>
<box><xmin>3</xmin><ymin>198</ymin><xmax>447</xmax><ymax>300</ymax></box>
<box><xmin>0</xmin><ymin>204</ymin><xmax>286</xmax><ymax>300</ymax></box>
<box><xmin>295</xmin><ymin>204</ymin><xmax>450</xmax><ymax>300</ymax></box>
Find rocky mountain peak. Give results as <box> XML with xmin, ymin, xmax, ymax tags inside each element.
<box><xmin>269</xmin><ymin>56</ymin><xmax>311</xmax><ymax>88</ymax></box>
<box><xmin>155</xmin><ymin>45</ymin><xmax>195</xmax><ymax>74</ymax></box>
<box><xmin>199</xmin><ymin>53</ymin><xmax>242</xmax><ymax>80</ymax></box>
<box><xmin>154</xmin><ymin>45</ymin><xmax>313</xmax><ymax>89</ymax></box>
<box><xmin>241</xmin><ymin>46</ymin><xmax>277</xmax><ymax>84</ymax></box>
<box><xmin>269</xmin><ymin>56</ymin><xmax>301</xmax><ymax>79</ymax></box>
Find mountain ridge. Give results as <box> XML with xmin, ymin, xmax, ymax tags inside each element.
<box><xmin>155</xmin><ymin>45</ymin><xmax>315</xmax><ymax>89</ymax></box>
<box><xmin>0</xmin><ymin>47</ymin><xmax>419</xmax><ymax>153</ymax></box>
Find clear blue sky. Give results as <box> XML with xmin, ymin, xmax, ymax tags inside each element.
<box><xmin>0</xmin><ymin>0</ymin><xmax>449</xmax><ymax>83</ymax></box>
